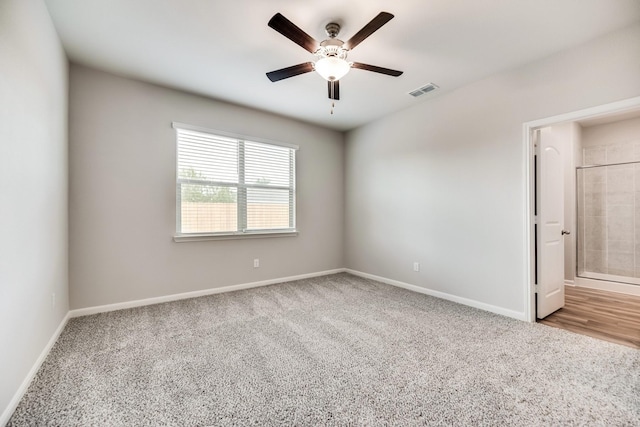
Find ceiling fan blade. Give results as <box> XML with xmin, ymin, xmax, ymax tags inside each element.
<box><xmin>266</xmin><ymin>62</ymin><xmax>314</xmax><ymax>82</ymax></box>
<box><xmin>328</xmin><ymin>80</ymin><xmax>340</xmax><ymax>100</ymax></box>
<box><xmin>345</xmin><ymin>12</ymin><xmax>394</xmax><ymax>50</ymax></box>
<box><xmin>268</xmin><ymin>13</ymin><xmax>318</xmax><ymax>53</ymax></box>
<box><xmin>351</xmin><ymin>62</ymin><xmax>403</xmax><ymax>77</ymax></box>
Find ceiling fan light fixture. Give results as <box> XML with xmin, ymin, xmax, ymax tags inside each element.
<box><xmin>314</xmin><ymin>57</ymin><xmax>351</xmax><ymax>81</ymax></box>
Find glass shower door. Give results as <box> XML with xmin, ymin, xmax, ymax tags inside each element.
<box><xmin>576</xmin><ymin>162</ymin><xmax>640</xmax><ymax>285</ymax></box>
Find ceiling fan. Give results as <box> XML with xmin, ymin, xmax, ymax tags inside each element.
<box><xmin>266</xmin><ymin>12</ymin><xmax>403</xmax><ymax>101</ymax></box>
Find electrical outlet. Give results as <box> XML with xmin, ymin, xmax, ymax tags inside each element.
<box><xmin>254</xmin><ymin>258</ymin><xmax>260</xmax><ymax>268</ymax></box>
<box><xmin>51</xmin><ymin>292</ymin><xmax>56</xmax><ymax>308</ymax></box>
<box><xmin>413</xmin><ymin>262</ymin><xmax>420</xmax><ymax>272</ymax></box>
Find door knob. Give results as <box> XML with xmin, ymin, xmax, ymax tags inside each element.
<box><xmin>561</xmin><ymin>230</ymin><xmax>570</xmax><ymax>235</ymax></box>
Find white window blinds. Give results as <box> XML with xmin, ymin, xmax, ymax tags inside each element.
<box><xmin>174</xmin><ymin>124</ymin><xmax>297</xmax><ymax>236</ymax></box>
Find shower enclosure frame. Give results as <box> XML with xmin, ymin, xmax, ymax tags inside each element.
<box><xmin>575</xmin><ymin>161</ymin><xmax>640</xmax><ymax>287</ymax></box>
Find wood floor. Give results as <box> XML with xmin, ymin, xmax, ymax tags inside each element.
<box><xmin>538</xmin><ymin>286</ymin><xmax>640</xmax><ymax>349</ymax></box>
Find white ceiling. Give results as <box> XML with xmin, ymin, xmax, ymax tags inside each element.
<box><xmin>44</xmin><ymin>0</ymin><xmax>640</xmax><ymax>131</ymax></box>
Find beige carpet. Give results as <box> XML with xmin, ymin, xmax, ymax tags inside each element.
<box><xmin>9</xmin><ymin>273</ymin><xmax>640</xmax><ymax>425</ymax></box>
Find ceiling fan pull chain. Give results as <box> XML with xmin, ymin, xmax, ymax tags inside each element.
<box><xmin>331</xmin><ymin>101</ymin><xmax>335</xmax><ymax>115</ymax></box>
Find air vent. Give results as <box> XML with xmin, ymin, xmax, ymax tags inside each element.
<box><xmin>408</xmin><ymin>83</ymin><xmax>439</xmax><ymax>98</ymax></box>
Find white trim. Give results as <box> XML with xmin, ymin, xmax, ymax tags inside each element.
<box><xmin>523</xmin><ymin>124</ymin><xmax>536</xmax><ymax>322</ymax></box>
<box><xmin>173</xmin><ymin>230</ymin><xmax>298</xmax><ymax>242</ymax></box>
<box><xmin>0</xmin><ymin>312</ymin><xmax>70</xmax><ymax>426</ymax></box>
<box><xmin>345</xmin><ymin>269</ymin><xmax>528</xmax><ymax>321</ymax></box>
<box><xmin>69</xmin><ymin>269</ymin><xmax>346</xmax><ymax>317</ymax></box>
<box><xmin>564</xmin><ymin>280</ymin><xmax>575</xmax><ymax>286</ymax></box>
<box><xmin>522</xmin><ymin>96</ymin><xmax>640</xmax><ymax>323</ymax></box>
<box><xmin>171</xmin><ymin>122</ymin><xmax>300</xmax><ymax>150</ymax></box>
<box><xmin>524</xmin><ymin>97</ymin><xmax>640</xmax><ymax>129</ymax></box>
<box><xmin>4</xmin><ymin>267</ymin><xmax>531</xmax><ymax>423</ymax></box>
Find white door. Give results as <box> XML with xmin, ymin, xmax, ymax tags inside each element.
<box><xmin>536</xmin><ymin>127</ymin><xmax>566</xmax><ymax>319</ymax></box>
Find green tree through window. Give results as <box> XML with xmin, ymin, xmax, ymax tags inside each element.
<box><xmin>179</xmin><ymin>168</ymin><xmax>237</xmax><ymax>203</ymax></box>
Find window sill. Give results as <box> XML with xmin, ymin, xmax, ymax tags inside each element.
<box><xmin>173</xmin><ymin>230</ymin><xmax>298</xmax><ymax>242</ymax></box>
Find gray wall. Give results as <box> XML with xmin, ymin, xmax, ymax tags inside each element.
<box><xmin>582</xmin><ymin>116</ymin><xmax>640</xmax><ymax>148</ymax></box>
<box><xmin>345</xmin><ymin>23</ymin><xmax>640</xmax><ymax>317</ymax></box>
<box><xmin>0</xmin><ymin>0</ymin><xmax>68</xmax><ymax>419</ymax></box>
<box><xmin>69</xmin><ymin>65</ymin><xmax>344</xmax><ymax>309</ymax></box>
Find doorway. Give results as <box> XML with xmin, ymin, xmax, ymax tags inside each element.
<box><xmin>524</xmin><ymin>96</ymin><xmax>640</xmax><ymax>323</ymax></box>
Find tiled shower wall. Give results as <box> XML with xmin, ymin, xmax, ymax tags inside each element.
<box><xmin>578</xmin><ymin>142</ymin><xmax>640</xmax><ymax>280</ymax></box>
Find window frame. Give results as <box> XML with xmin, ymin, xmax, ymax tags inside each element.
<box><xmin>172</xmin><ymin>122</ymin><xmax>298</xmax><ymax>242</ymax></box>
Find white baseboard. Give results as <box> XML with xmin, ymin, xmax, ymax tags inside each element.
<box><xmin>345</xmin><ymin>269</ymin><xmax>528</xmax><ymax>321</ymax></box>
<box><xmin>69</xmin><ymin>268</ymin><xmax>347</xmax><ymax>318</ymax></box>
<box><xmin>0</xmin><ymin>312</ymin><xmax>70</xmax><ymax>426</ymax></box>
<box><xmin>2</xmin><ymin>269</ymin><xmax>346</xmax><ymax>424</ymax></box>
<box><xmin>4</xmin><ymin>267</ymin><xmax>527</xmax><ymax>424</ymax></box>
<box><xmin>564</xmin><ymin>280</ymin><xmax>575</xmax><ymax>286</ymax></box>
<box><xmin>64</xmin><ymin>267</ymin><xmax>529</xmax><ymax>321</ymax></box>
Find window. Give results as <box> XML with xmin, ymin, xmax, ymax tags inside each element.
<box><xmin>173</xmin><ymin>123</ymin><xmax>297</xmax><ymax>239</ymax></box>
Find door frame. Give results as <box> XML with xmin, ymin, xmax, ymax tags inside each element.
<box><xmin>523</xmin><ymin>96</ymin><xmax>640</xmax><ymax>322</ymax></box>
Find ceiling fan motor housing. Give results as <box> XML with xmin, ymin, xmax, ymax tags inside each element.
<box><xmin>325</xmin><ymin>22</ymin><xmax>341</xmax><ymax>38</ymax></box>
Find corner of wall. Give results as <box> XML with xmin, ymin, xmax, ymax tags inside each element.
<box><xmin>0</xmin><ymin>0</ymin><xmax>70</xmax><ymax>421</ymax></box>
